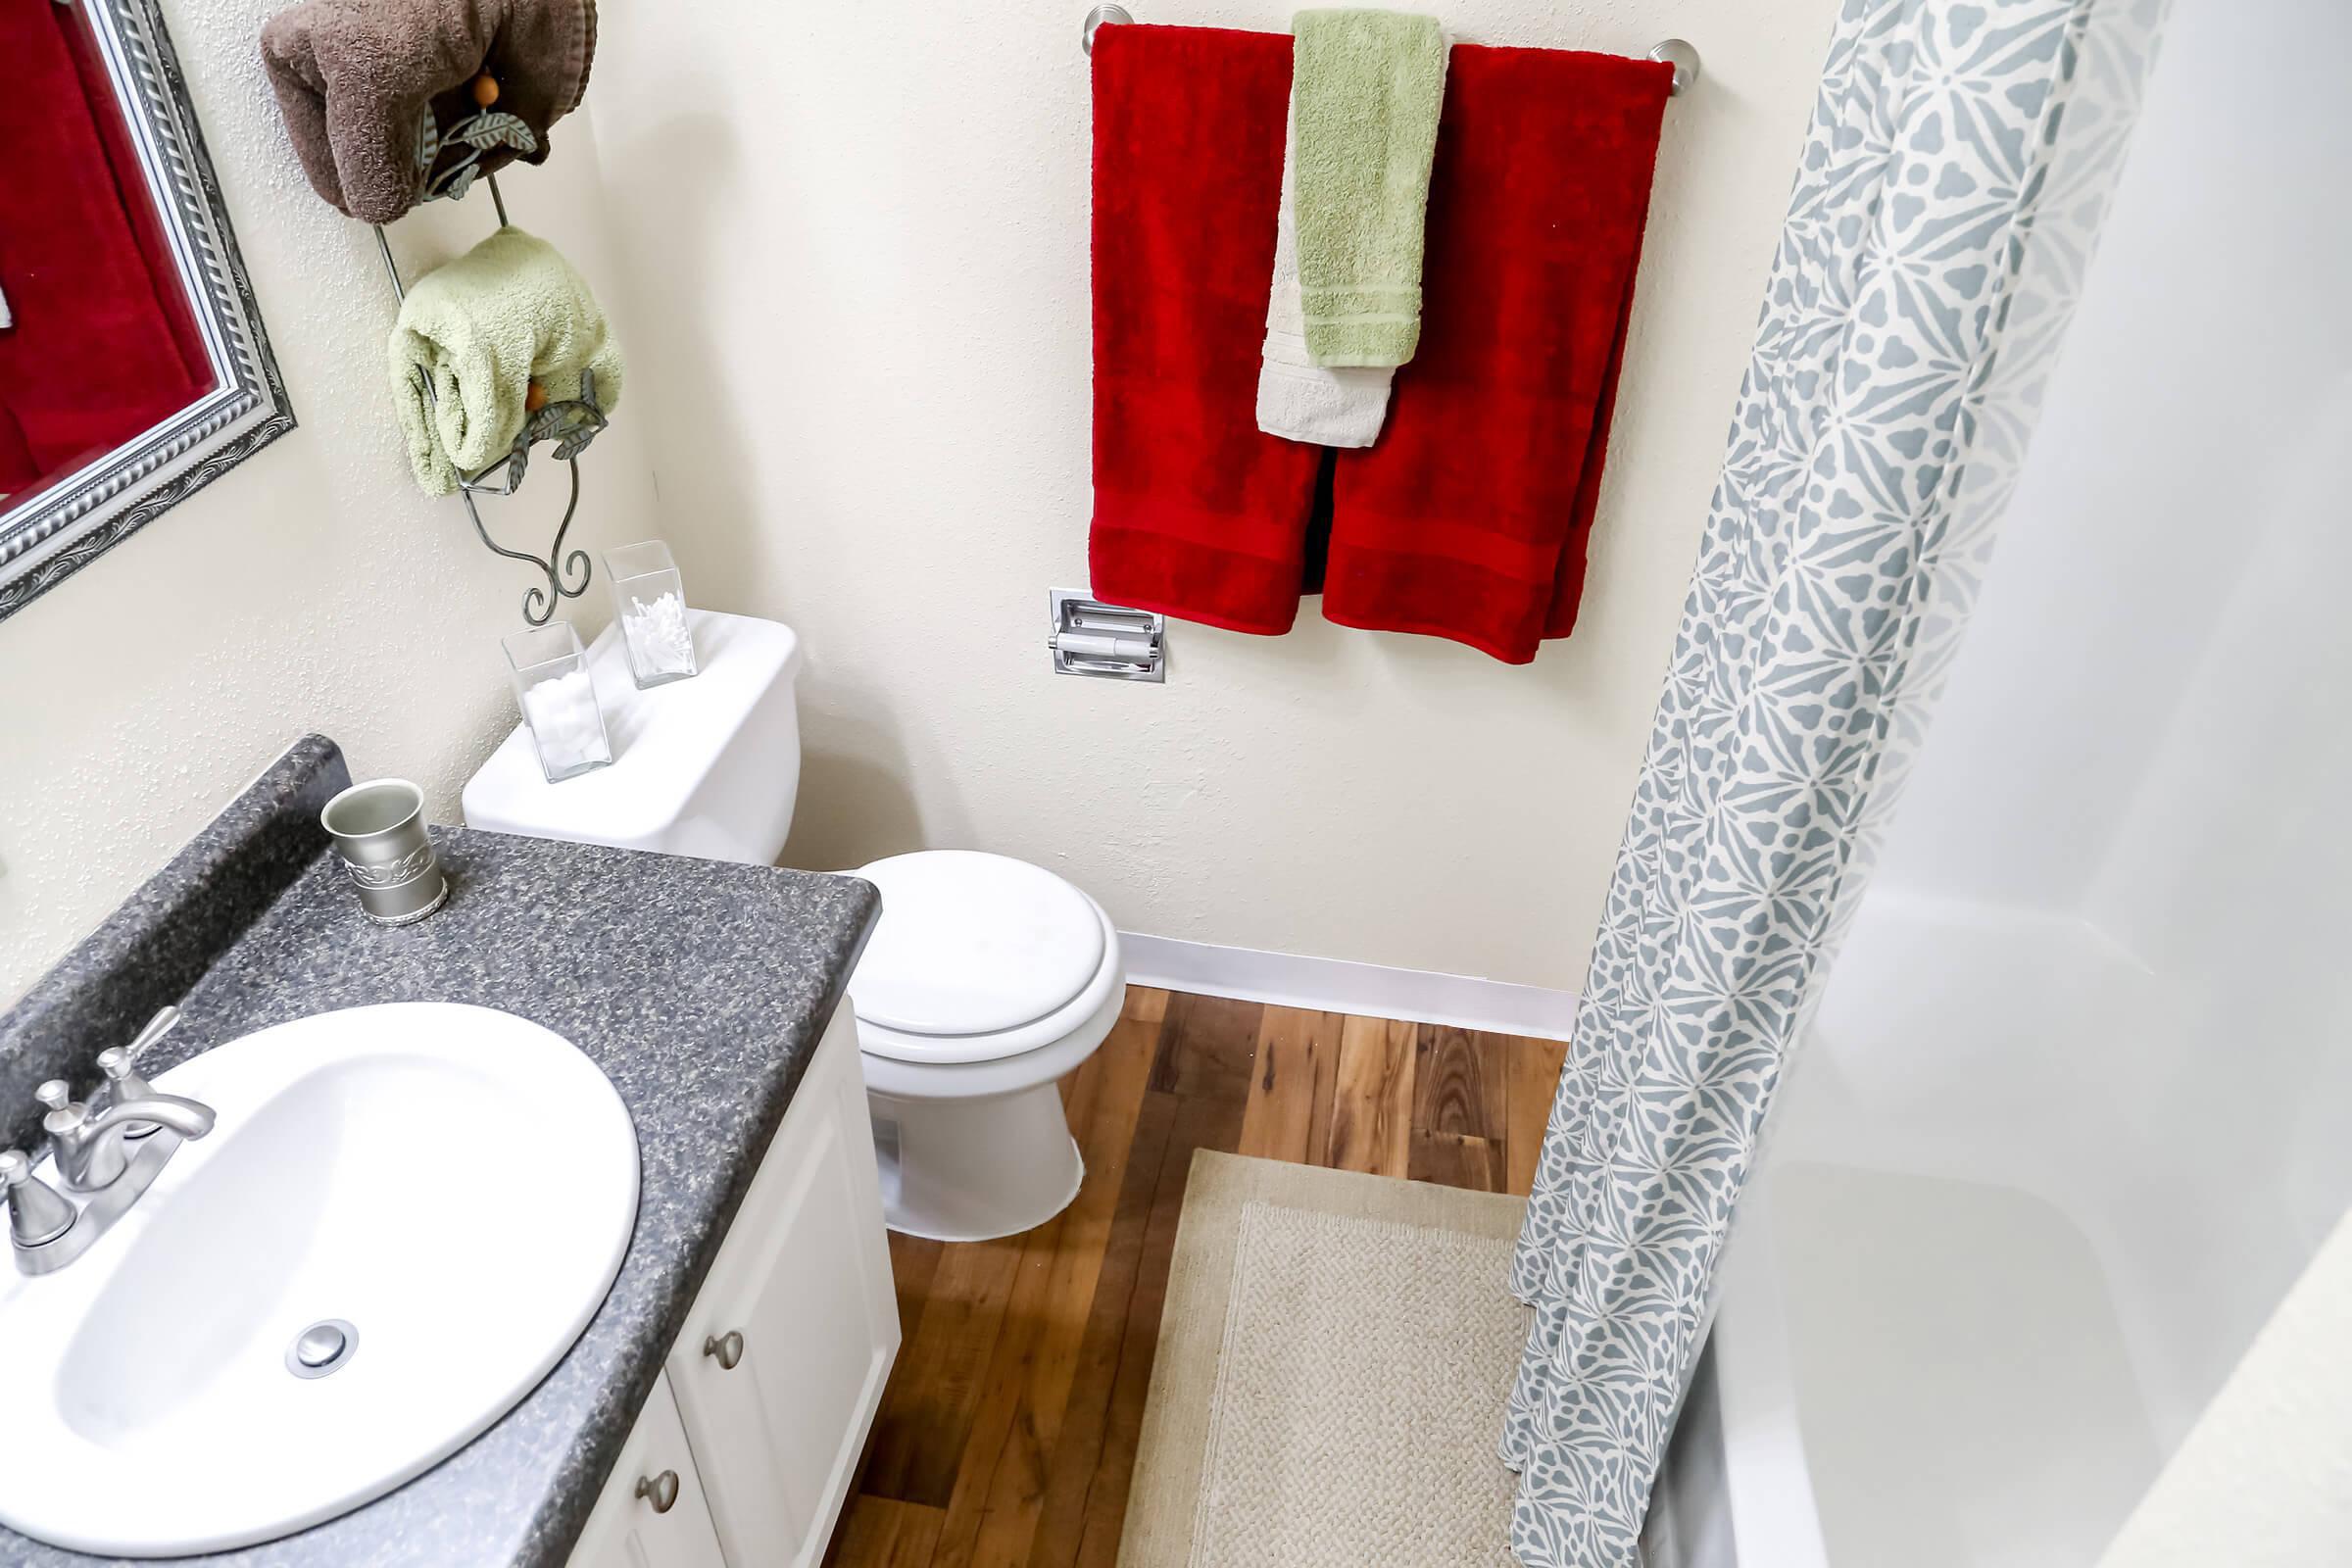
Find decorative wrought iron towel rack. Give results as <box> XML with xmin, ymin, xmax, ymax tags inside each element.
<box><xmin>370</xmin><ymin>172</ymin><xmax>600</xmax><ymax>627</ymax></box>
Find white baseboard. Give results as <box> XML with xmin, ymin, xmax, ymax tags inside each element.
<box><xmin>1116</xmin><ymin>933</ymin><xmax>1577</xmax><ymax>1041</ymax></box>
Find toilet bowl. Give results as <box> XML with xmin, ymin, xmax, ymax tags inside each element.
<box><xmin>462</xmin><ymin>611</ymin><xmax>1115</xmax><ymax>1242</ymax></box>
<box><xmin>850</xmin><ymin>851</ymin><xmax>1123</xmax><ymax>1242</ymax></box>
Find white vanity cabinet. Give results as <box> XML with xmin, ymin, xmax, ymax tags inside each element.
<box><xmin>565</xmin><ymin>1371</ymin><xmax>728</xmax><ymax>1568</ymax></box>
<box><xmin>567</xmin><ymin>1009</ymin><xmax>899</xmax><ymax>1568</ymax></box>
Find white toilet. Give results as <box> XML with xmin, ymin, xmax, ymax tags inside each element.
<box><xmin>849</xmin><ymin>850</ymin><xmax>1123</xmax><ymax>1241</ymax></box>
<box><xmin>463</xmin><ymin>610</ymin><xmax>1122</xmax><ymax>1241</ymax></box>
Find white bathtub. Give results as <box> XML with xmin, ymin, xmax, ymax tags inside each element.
<box><xmin>1710</xmin><ymin>1164</ymin><xmax>2158</xmax><ymax>1567</ymax></box>
<box><xmin>1675</xmin><ymin>889</ymin><xmax>2191</xmax><ymax>1568</ymax></box>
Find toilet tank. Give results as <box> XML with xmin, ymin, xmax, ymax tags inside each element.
<box><xmin>462</xmin><ymin>611</ymin><xmax>802</xmax><ymax>865</ymax></box>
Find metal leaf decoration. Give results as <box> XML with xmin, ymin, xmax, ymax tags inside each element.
<box><xmin>488</xmin><ymin>383</ymin><xmax>609</xmax><ymax>492</ymax></box>
<box><xmin>442</xmin><ymin>162</ymin><xmax>478</xmax><ymax>202</ymax></box>
<box><xmin>414</xmin><ymin>105</ymin><xmax>441</xmax><ymax>172</ymax></box>
<box><xmin>455</xmin><ymin>112</ymin><xmax>538</xmax><ymax>154</ymax></box>
<box><xmin>542</xmin><ymin>402</ymin><xmax>608</xmax><ymax>463</ymax></box>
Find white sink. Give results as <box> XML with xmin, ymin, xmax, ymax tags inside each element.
<box><xmin>0</xmin><ymin>1003</ymin><xmax>639</xmax><ymax>1556</ymax></box>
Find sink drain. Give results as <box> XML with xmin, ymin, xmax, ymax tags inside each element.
<box><xmin>286</xmin><ymin>1319</ymin><xmax>359</xmax><ymax>1379</ymax></box>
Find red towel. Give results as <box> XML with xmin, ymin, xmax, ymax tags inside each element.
<box><xmin>1088</xmin><ymin>24</ymin><xmax>1322</xmax><ymax>634</ymax></box>
<box><xmin>1087</xmin><ymin>29</ymin><xmax>1670</xmax><ymax>664</ymax></box>
<box><xmin>0</xmin><ymin>0</ymin><xmax>214</xmax><ymax>495</ymax></box>
<box><xmin>1326</xmin><ymin>46</ymin><xmax>1672</xmax><ymax>663</ymax></box>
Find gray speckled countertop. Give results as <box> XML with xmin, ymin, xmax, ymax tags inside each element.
<box><xmin>0</xmin><ymin>738</ymin><xmax>878</xmax><ymax>1568</ymax></box>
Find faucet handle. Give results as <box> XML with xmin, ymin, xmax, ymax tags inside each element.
<box><xmin>121</xmin><ymin>1005</ymin><xmax>181</xmax><ymax>1063</ymax></box>
<box><xmin>99</xmin><ymin>1006</ymin><xmax>180</xmax><ymax>1137</ymax></box>
<box><xmin>34</xmin><ymin>1081</ymin><xmax>85</xmax><ymax>1138</ymax></box>
<box><xmin>33</xmin><ymin>1082</ymin><xmax>102</xmax><ymax>1188</ymax></box>
<box><xmin>1</xmin><ymin>1150</ymin><xmax>75</xmax><ymax>1249</ymax></box>
<box><xmin>97</xmin><ymin>1049</ymin><xmax>165</xmax><ymax>1137</ymax></box>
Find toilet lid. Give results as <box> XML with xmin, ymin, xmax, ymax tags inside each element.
<box><xmin>850</xmin><ymin>852</ymin><xmax>1108</xmax><ymax>1037</ymax></box>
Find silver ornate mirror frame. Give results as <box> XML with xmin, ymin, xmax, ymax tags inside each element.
<box><xmin>0</xmin><ymin>0</ymin><xmax>295</xmax><ymax>622</ymax></box>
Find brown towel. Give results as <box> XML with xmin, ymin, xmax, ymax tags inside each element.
<box><xmin>261</xmin><ymin>0</ymin><xmax>597</xmax><ymax>225</ymax></box>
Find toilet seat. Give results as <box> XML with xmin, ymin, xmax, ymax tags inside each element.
<box><xmin>847</xmin><ymin>851</ymin><xmax>1127</xmax><ymax>1241</ymax></box>
<box><xmin>857</xmin><ymin>973</ymin><xmax>1121</xmax><ymax>1104</ymax></box>
<box><xmin>849</xmin><ymin>853</ymin><xmax>1122</xmax><ymax>1066</ymax></box>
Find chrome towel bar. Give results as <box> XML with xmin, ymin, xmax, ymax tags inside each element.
<box><xmin>1080</xmin><ymin>6</ymin><xmax>1699</xmax><ymax>96</ymax></box>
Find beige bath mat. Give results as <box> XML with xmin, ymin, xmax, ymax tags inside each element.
<box><xmin>1120</xmin><ymin>1152</ymin><xmax>1532</xmax><ymax>1567</ymax></box>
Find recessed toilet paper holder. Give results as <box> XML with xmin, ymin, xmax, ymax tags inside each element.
<box><xmin>1049</xmin><ymin>589</ymin><xmax>1164</xmax><ymax>682</ymax></box>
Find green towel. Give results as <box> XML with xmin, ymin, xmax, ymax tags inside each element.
<box><xmin>1290</xmin><ymin>10</ymin><xmax>1447</xmax><ymax>369</ymax></box>
<box><xmin>387</xmin><ymin>226</ymin><xmax>623</xmax><ymax>496</ymax></box>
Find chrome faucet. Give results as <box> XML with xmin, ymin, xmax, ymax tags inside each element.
<box><xmin>35</xmin><ymin>1078</ymin><xmax>216</xmax><ymax>1191</ymax></box>
<box><xmin>2</xmin><ymin>1005</ymin><xmax>217</xmax><ymax>1277</ymax></box>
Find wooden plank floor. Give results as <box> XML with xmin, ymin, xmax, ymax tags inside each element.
<box><xmin>824</xmin><ymin>988</ymin><xmax>1568</xmax><ymax>1568</ymax></box>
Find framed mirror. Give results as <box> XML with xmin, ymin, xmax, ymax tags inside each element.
<box><xmin>0</xmin><ymin>0</ymin><xmax>294</xmax><ymax>621</ymax></box>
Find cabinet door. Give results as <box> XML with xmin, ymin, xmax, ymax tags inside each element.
<box><xmin>669</xmin><ymin>1009</ymin><xmax>900</xmax><ymax>1568</ymax></box>
<box><xmin>565</xmin><ymin>1371</ymin><xmax>728</xmax><ymax>1568</ymax></box>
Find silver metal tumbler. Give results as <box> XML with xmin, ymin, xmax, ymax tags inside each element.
<box><xmin>319</xmin><ymin>778</ymin><xmax>449</xmax><ymax>926</ymax></box>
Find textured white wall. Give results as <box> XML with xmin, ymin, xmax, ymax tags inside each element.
<box><xmin>0</xmin><ymin>0</ymin><xmax>662</xmax><ymax>1003</ymax></box>
<box><xmin>582</xmin><ymin>0</ymin><xmax>1838</xmax><ymax>988</ymax></box>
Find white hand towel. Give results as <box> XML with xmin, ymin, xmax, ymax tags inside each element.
<box><xmin>1256</xmin><ymin>106</ymin><xmax>1394</xmax><ymax>448</ymax></box>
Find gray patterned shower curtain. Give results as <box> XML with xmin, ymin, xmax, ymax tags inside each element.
<box><xmin>1498</xmin><ymin>0</ymin><xmax>2173</xmax><ymax>1562</ymax></box>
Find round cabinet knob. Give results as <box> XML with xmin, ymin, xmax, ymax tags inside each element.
<box><xmin>635</xmin><ymin>1470</ymin><xmax>680</xmax><ymax>1514</ymax></box>
<box><xmin>703</xmin><ymin>1330</ymin><xmax>746</xmax><ymax>1370</ymax></box>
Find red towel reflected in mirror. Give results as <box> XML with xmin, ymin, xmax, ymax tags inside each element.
<box><xmin>0</xmin><ymin>0</ymin><xmax>216</xmax><ymax>511</ymax></box>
